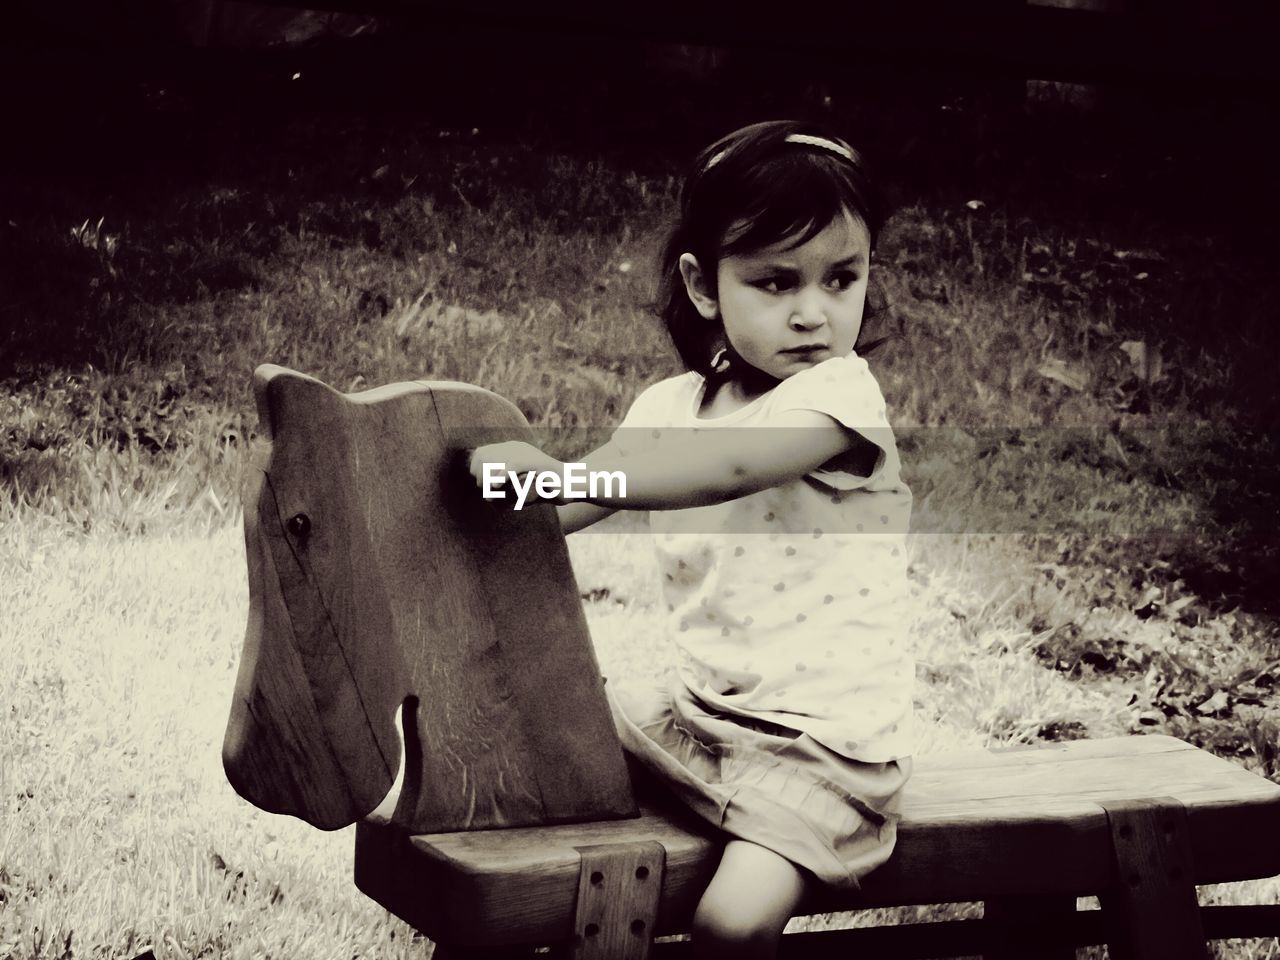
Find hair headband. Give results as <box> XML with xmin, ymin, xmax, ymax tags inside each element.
<box><xmin>704</xmin><ymin>133</ymin><xmax>855</xmax><ymax>171</ymax></box>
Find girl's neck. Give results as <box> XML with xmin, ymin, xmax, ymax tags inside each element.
<box><xmin>699</xmin><ymin>364</ymin><xmax>781</xmax><ymax>416</ymax></box>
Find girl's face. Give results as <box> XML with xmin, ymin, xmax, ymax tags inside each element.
<box><xmin>681</xmin><ymin>212</ymin><xmax>871</xmax><ymax>386</ymax></box>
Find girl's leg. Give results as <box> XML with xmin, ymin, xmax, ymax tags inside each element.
<box><xmin>691</xmin><ymin>840</ymin><xmax>808</xmax><ymax>959</ymax></box>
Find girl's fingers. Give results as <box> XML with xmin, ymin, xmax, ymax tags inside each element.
<box><xmin>467</xmin><ymin>447</ymin><xmax>492</xmax><ymax>484</ymax></box>
<box><xmin>468</xmin><ymin>443</ymin><xmax>567</xmax><ymax>505</ymax></box>
<box><xmin>470</xmin><ymin>443</ymin><xmax>517</xmax><ymax>476</ymax></box>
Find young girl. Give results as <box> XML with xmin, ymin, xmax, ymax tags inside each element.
<box><xmin>471</xmin><ymin>119</ymin><xmax>914</xmax><ymax>959</ymax></box>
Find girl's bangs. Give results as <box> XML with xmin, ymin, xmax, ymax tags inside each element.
<box><xmin>719</xmin><ymin>158</ymin><xmax>868</xmax><ymax>258</ymax></box>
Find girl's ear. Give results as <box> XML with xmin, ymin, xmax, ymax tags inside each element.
<box><xmin>677</xmin><ymin>253</ymin><xmax>720</xmax><ymax>321</ymax></box>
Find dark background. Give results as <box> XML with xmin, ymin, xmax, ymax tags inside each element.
<box><xmin>2</xmin><ymin>0</ymin><xmax>1278</xmax><ymax>405</ymax></box>
<box><xmin>5</xmin><ymin>0</ymin><xmax>1277</xmax><ymax>217</ymax></box>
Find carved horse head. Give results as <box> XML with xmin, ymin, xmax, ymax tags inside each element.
<box><xmin>223</xmin><ymin>365</ymin><xmax>634</xmax><ymax>833</ymax></box>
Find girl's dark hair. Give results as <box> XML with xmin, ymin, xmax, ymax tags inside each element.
<box><xmin>658</xmin><ymin>120</ymin><xmax>889</xmax><ymax>378</ymax></box>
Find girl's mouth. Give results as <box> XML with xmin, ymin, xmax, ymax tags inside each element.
<box><xmin>782</xmin><ymin>345</ymin><xmax>827</xmax><ymax>356</ymax></box>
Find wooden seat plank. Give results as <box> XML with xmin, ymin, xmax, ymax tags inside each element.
<box><xmin>354</xmin><ymin>736</ymin><xmax>1280</xmax><ymax>947</ymax></box>
<box><xmin>904</xmin><ymin>739</ymin><xmax>1279</xmax><ymax>808</ymax></box>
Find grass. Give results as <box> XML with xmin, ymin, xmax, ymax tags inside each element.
<box><xmin>3</xmin><ymin>522</ymin><xmax>1277</xmax><ymax>959</ymax></box>
<box><xmin>0</xmin><ymin>526</ymin><xmax>419</xmax><ymax>960</ymax></box>
<box><xmin>3</xmin><ymin>31</ymin><xmax>1280</xmax><ymax>959</ymax></box>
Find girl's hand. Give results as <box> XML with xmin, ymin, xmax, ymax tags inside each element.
<box><xmin>468</xmin><ymin>441</ymin><xmax>568</xmax><ymax>506</ymax></box>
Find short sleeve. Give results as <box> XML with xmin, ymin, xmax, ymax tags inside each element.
<box><xmin>767</xmin><ymin>354</ymin><xmax>896</xmax><ymax>490</ymax></box>
<box><xmin>610</xmin><ymin>373</ymin><xmax>697</xmax><ymax>456</ymax></box>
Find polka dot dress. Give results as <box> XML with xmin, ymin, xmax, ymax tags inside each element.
<box><xmin>614</xmin><ymin>353</ymin><xmax>915</xmax><ymax>764</ymax></box>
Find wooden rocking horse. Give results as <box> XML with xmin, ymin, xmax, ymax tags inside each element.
<box><xmin>224</xmin><ymin>365</ymin><xmax>1280</xmax><ymax>959</ymax></box>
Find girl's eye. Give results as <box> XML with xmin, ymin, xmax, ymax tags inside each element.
<box><xmin>753</xmin><ymin>277</ymin><xmax>789</xmax><ymax>294</ymax></box>
<box><xmin>828</xmin><ymin>272</ymin><xmax>861</xmax><ymax>291</ymax></box>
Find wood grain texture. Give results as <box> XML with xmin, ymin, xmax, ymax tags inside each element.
<box><xmin>223</xmin><ymin>365</ymin><xmax>635</xmax><ymax>833</ymax></box>
<box><xmin>354</xmin><ymin>735</ymin><xmax>1280</xmax><ymax>946</ymax></box>
<box><xmin>1101</xmin><ymin>799</ymin><xmax>1208</xmax><ymax>960</ymax></box>
<box><xmin>571</xmin><ymin>842</ymin><xmax>665</xmax><ymax>960</ymax></box>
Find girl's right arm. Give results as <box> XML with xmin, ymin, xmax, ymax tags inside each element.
<box><xmin>557</xmin><ymin>500</ymin><xmax>617</xmax><ymax>535</ymax></box>
<box><xmin>556</xmin><ymin>438</ymin><xmax>620</xmax><ymax>533</ymax></box>
<box><xmin>469</xmin><ymin>438</ymin><xmax>619</xmax><ymax>534</ymax></box>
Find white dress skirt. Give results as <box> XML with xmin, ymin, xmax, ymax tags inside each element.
<box><xmin>607</xmin><ymin>677</ymin><xmax>912</xmax><ymax>890</ymax></box>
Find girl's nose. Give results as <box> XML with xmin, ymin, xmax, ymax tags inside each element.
<box><xmin>789</xmin><ymin>293</ymin><xmax>826</xmax><ymax>331</ymax></box>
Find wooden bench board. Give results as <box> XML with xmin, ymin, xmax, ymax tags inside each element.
<box><xmin>354</xmin><ymin>735</ymin><xmax>1280</xmax><ymax>947</ymax></box>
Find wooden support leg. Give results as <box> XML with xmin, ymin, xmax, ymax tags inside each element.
<box><xmin>572</xmin><ymin>841</ymin><xmax>666</xmax><ymax>960</ymax></box>
<box><xmin>982</xmin><ymin>893</ymin><xmax>1077</xmax><ymax>960</ymax></box>
<box><xmin>1100</xmin><ymin>798</ymin><xmax>1208</xmax><ymax>960</ymax></box>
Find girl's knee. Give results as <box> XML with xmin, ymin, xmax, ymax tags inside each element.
<box><xmin>691</xmin><ymin>902</ymin><xmax>780</xmax><ymax>957</ymax></box>
<box><xmin>691</xmin><ymin>842</ymin><xmax>806</xmax><ymax>957</ymax></box>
